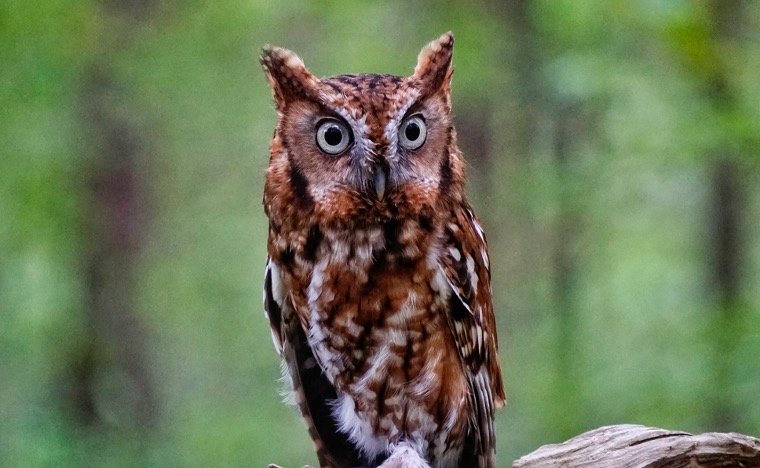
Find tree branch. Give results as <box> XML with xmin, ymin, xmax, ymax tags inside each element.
<box><xmin>513</xmin><ymin>424</ymin><xmax>760</xmax><ymax>467</ymax></box>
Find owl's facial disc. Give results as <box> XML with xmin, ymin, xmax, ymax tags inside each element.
<box><xmin>262</xmin><ymin>31</ymin><xmax>456</xmax><ymax>214</ymax></box>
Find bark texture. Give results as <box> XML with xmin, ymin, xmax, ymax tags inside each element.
<box><xmin>513</xmin><ymin>424</ymin><xmax>760</xmax><ymax>468</ymax></box>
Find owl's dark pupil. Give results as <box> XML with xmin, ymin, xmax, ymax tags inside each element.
<box><xmin>325</xmin><ymin>126</ymin><xmax>342</xmax><ymax>146</ymax></box>
<box><xmin>405</xmin><ymin>123</ymin><xmax>420</xmax><ymax>141</ymax></box>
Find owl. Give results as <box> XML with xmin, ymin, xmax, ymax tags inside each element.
<box><xmin>260</xmin><ymin>32</ymin><xmax>505</xmax><ymax>468</ymax></box>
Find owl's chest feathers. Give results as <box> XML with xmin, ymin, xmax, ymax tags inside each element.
<box><xmin>296</xmin><ymin>218</ymin><xmax>443</xmax><ymax>370</ymax></box>
<box><xmin>273</xmin><ymin>217</ymin><xmax>469</xmax><ymax>460</ymax></box>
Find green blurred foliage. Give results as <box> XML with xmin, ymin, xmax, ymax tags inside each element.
<box><xmin>1</xmin><ymin>1</ymin><xmax>759</xmax><ymax>466</ymax></box>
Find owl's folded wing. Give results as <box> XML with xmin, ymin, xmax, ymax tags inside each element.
<box><xmin>438</xmin><ymin>204</ymin><xmax>506</xmax><ymax>463</ymax></box>
<box><xmin>264</xmin><ymin>258</ymin><xmax>367</xmax><ymax>467</ymax></box>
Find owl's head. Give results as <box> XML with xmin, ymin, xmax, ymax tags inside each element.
<box><xmin>261</xmin><ymin>32</ymin><xmax>465</xmax><ymax>226</ymax></box>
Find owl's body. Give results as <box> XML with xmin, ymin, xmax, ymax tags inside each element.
<box><xmin>261</xmin><ymin>33</ymin><xmax>505</xmax><ymax>467</ymax></box>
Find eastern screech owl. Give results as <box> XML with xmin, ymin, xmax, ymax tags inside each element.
<box><xmin>260</xmin><ymin>32</ymin><xmax>505</xmax><ymax>468</ymax></box>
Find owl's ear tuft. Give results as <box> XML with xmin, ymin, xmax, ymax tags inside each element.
<box><xmin>413</xmin><ymin>32</ymin><xmax>454</xmax><ymax>96</ymax></box>
<box><xmin>260</xmin><ymin>45</ymin><xmax>318</xmax><ymax>111</ymax></box>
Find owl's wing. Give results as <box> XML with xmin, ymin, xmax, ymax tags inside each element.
<box><xmin>438</xmin><ymin>205</ymin><xmax>506</xmax><ymax>465</ymax></box>
<box><xmin>263</xmin><ymin>258</ymin><xmax>285</xmax><ymax>356</ymax></box>
<box><xmin>264</xmin><ymin>258</ymin><xmax>367</xmax><ymax>467</ymax></box>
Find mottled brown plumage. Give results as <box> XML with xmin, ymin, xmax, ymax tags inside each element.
<box><xmin>260</xmin><ymin>32</ymin><xmax>505</xmax><ymax>467</ymax></box>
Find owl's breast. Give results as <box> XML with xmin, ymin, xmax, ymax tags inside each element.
<box><xmin>278</xmin><ymin>217</ymin><xmax>470</xmax><ymax>462</ymax></box>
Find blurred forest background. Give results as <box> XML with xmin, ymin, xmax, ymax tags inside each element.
<box><xmin>2</xmin><ymin>0</ymin><xmax>759</xmax><ymax>466</ymax></box>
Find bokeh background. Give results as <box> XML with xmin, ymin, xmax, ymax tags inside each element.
<box><xmin>2</xmin><ymin>0</ymin><xmax>759</xmax><ymax>466</ymax></box>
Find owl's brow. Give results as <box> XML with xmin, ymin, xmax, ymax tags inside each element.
<box><xmin>311</xmin><ymin>101</ymin><xmax>350</xmax><ymax>126</ymax></box>
<box><xmin>401</xmin><ymin>100</ymin><xmax>427</xmax><ymax>121</ymax></box>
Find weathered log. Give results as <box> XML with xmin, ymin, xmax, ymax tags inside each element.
<box><xmin>269</xmin><ymin>424</ymin><xmax>760</xmax><ymax>467</ymax></box>
<box><xmin>513</xmin><ymin>424</ymin><xmax>760</xmax><ymax>467</ymax></box>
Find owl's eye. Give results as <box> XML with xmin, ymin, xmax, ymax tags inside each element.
<box><xmin>316</xmin><ymin>119</ymin><xmax>352</xmax><ymax>155</ymax></box>
<box><xmin>399</xmin><ymin>115</ymin><xmax>427</xmax><ymax>150</ymax></box>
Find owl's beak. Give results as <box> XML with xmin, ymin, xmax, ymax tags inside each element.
<box><xmin>372</xmin><ymin>166</ymin><xmax>387</xmax><ymax>201</ymax></box>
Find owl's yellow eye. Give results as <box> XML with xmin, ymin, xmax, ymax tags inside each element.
<box><xmin>399</xmin><ymin>115</ymin><xmax>427</xmax><ymax>150</ymax></box>
<box><xmin>316</xmin><ymin>119</ymin><xmax>352</xmax><ymax>155</ymax></box>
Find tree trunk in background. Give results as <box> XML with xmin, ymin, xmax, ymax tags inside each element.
<box><xmin>705</xmin><ymin>0</ymin><xmax>745</xmax><ymax>433</ymax></box>
<box><xmin>501</xmin><ymin>0</ymin><xmax>542</xmax><ymax>160</ymax></box>
<box><xmin>500</xmin><ymin>0</ymin><xmax>585</xmax><ymax>439</ymax></box>
<box><xmin>496</xmin><ymin>0</ymin><xmax>548</xmax><ymax>304</ymax></box>
<box><xmin>551</xmin><ymin>101</ymin><xmax>584</xmax><ymax>438</ymax></box>
<box><xmin>708</xmin><ymin>158</ymin><xmax>743</xmax><ymax>433</ymax></box>
<box><xmin>67</xmin><ymin>0</ymin><xmax>157</xmax><ymax>427</ymax></box>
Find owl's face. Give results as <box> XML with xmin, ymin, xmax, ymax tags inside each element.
<box><xmin>261</xmin><ymin>33</ymin><xmax>464</xmax><ymax>226</ymax></box>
